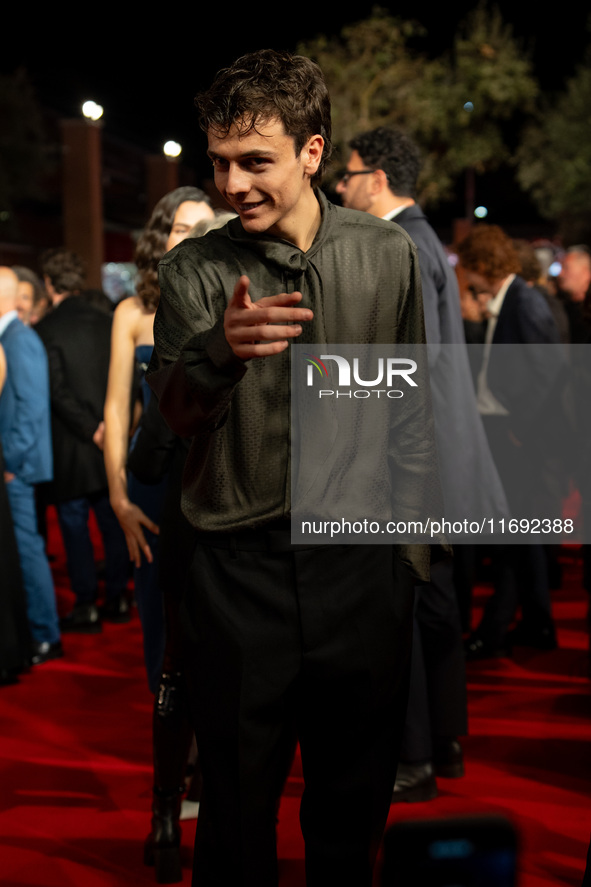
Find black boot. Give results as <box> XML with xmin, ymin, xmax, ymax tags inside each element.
<box><xmin>144</xmin><ymin>670</ymin><xmax>194</xmax><ymax>883</ymax></box>
<box><xmin>144</xmin><ymin>786</ymin><xmax>183</xmax><ymax>884</ymax></box>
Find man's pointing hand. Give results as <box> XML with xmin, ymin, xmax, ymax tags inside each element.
<box><xmin>224</xmin><ymin>275</ymin><xmax>313</xmax><ymax>360</ymax></box>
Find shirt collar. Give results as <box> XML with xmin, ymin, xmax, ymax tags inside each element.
<box><xmin>226</xmin><ymin>189</ymin><xmax>334</xmax><ymax>275</ymax></box>
<box><xmin>486</xmin><ymin>274</ymin><xmax>515</xmax><ymax>318</ymax></box>
<box><xmin>382</xmin><ymin>205</ymin><xmax>409</xmax><ymax>222</ymax></box>
<box><xmin>0</xmin><ymin>310</ymin><xmax>18</xmax><ymax>338</ymax></box>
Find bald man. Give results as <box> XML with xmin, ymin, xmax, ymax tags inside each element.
<box><xmin>557</xmin><ymin>246</ymin><xmax>591</xmax><ymax>344</ymax></box>
<box><xmin>0</xmin><ymin>267</ymin><xmax>62</xmax><ymax>665</ymax></box>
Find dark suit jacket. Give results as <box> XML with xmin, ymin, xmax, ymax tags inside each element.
<box><xmin>487</xmin><ymin>275</ymin><xmax>564</xmax><ymax>444</ymax></box>
<box><xmin>35</xmin><ymin>296</ymin><xmax>113</xmax><ymax>501</ymax></box>
<box><xmin>0</xmin><ymin>315</ymin><xmax>52</xmax><ymax>484</ymax></box>
<box><xmin>491</xmin><ymin>275</ymin><xmax>560</xmax><ymax>346</ymax></box>
<box><xmin>393</xmin><ymin>205</ymin><xmax>508</xmax><ymax>523</ymax></box>
<box><xmin>395</xmin><ymin>205</ymin><xmax>466</xmax><ymax>348</ymax></box>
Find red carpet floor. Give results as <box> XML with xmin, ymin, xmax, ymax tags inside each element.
<box><xmin>1</xmin><ymin>511</ymin><xmax>590</xmax><ymax>886</ymax></box>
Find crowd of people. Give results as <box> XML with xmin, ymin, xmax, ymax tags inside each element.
<box><xmin>1</xmin><ymin>47</ymin><xmax>590</xmax><ymax>887</ymax></box>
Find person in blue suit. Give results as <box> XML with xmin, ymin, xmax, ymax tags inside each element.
<box><xmin>0</xmin><ymin>267</ymin><xmax>62</xmax><ymax>665</ymax></box>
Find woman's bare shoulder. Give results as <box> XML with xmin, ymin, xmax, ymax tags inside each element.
<box><xmin>113</xmin><ymin>295</ymin><xmax>155</xmax><ymax>343</ymax></box>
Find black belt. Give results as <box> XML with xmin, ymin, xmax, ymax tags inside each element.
<box><xmin>194</xmin><ymin>522</ymin><xmax>329</xmax><ymax>553</ymax></box>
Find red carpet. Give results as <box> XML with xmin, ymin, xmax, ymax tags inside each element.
<box><xmin>1</xmin><ymin>511</ymin><xmax>590</xmax><ymax>886</ymax></box>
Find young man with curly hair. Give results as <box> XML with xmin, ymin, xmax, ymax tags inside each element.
<box><xmin>148</xmin><ymin>50</ymin><xmax>438</xmax><ymax>887</ymax></box>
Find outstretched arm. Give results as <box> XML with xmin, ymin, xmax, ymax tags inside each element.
<box><xmin>148</xmin><ymin>272</ymin><xmax>313</xmax><ymax>438</ymax></box>
<box><xmin>103</xmin><ymin>300</ymin><xmax>159</xmax><ymax>567</ymax></box>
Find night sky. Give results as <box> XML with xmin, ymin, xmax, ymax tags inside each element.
<box><xmin>3</xmin><ymin>4</ymin><xmax>589</xmax><ymax>227</ymax></box>
<box><xmin>5</xmin><ymin>6</ymin><xmax>588</xmax><ymax>146</ymax></box>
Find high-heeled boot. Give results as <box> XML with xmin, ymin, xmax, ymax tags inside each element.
<box><xmin>143</xmin><ymin>785</ymin><xmax>184</xmax><ymax>883</ymax></box>
<box><xmin>144</xmin><ymin>670</ymin><xmax>194</xmax><ymax>883</ymax></box>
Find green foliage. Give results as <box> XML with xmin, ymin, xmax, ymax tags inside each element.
<box><xmin>515</xmin><ymin>56</ymin><xmax>591</xmax><ymax>238</ymax></box>
<box><xmin>297</xmin><ymin>9</ymin><xmax>427</xmax><ymax>160</ymax></box>
<box><xmin>416</xmin><ymin>5</ymin><xmax>538</xmax><ymax>199</ymax></box>
<box><xmin>298</xmin><ymin>4</ymin><xmax>539</xmax><ymax>208</ymax></box>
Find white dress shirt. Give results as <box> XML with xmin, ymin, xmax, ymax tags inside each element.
<box><xmin>476</xmin><ymin>274</ymin><xmax>515</xmax><ymax>415</ymax></box>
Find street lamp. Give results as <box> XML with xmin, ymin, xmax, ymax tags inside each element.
<box><xmin>82</xmin><ymin>100</ymin><xmax>104</xmax><ymax>122</ymax></box>
<box><xmin>163</xmin><ymin>140</ymin><xmax>182</xmax><ymax>158</ymax></box>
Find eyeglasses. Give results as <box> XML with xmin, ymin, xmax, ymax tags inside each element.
<box><xmin>339</xmin><ymin>169</ymin><xmax>377</xmax><ymax>185</ymax></box>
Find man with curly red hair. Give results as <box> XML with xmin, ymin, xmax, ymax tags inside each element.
<box><xmin>457</xmin><ymin>224</ymin><xmax>562</xmax><ymax>659</ymax></box>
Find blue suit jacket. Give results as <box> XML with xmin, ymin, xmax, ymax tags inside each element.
<box><xmin>0</xmin><ymin>316</ymin><xmax>53</xmax><ymax>484</ymax></box>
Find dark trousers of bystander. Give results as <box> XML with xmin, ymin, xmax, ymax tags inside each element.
<box><xmin>56</xmin><ymin>489</ymin><xmax>129</xmax><ymax>605</ymax></box>
<box><xmin>400</xmin><ymin>558</ymin><xmax>468</xmax><ymax>763</ymax></box>
<box><xmin>475</xmin><ymin>416</ymin><xmax>554</xmax><ymax>648</ymax></box>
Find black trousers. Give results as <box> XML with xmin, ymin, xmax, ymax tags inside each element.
<box><xmin>477</xmin><ymin>416</ymin><xmax>553</xmax><ymax>646</ymax></box>
<box><xmin>180</xmin><ymin>534</ymin><xmax>414</xmax><ymax>887</ymax></box>
<box><xmin>400</xmin><ymin>558</ymin><xmax>468</xmax><ymax>763</ymax></box>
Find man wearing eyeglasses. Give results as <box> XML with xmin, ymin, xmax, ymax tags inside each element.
<box><xmin>336</xmin><ymin>163</ymin><xmax>386</xmax><ymax>213</ymax></box>
<box><xmin>337</xmin><ymin>126</ymin><xmax>509</xmax><ymax>802</ymax></box>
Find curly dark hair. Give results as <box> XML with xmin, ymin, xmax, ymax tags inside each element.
<box><xmin>349</xmin><ymin>127</ymin><xmax>421</xmax><ymax>199</ymax></box>
<box><xmin>194</xmin><ymin>49</ymin><xmax>332</xmax><ymax>185</ymax></box>
<box><xmin>456</xmin><ymin>224</ymin><xmax>521</xmax><ymax>280</ymax></box>
<box><xmin>39</xmin><ymin>248</ymin><xmax>86</xmax><ymax>294</ymax></box>
<box><xmin>134</xmin><ymin>186</ymin><xmax>211</xmax><ymax>311</ymax></box>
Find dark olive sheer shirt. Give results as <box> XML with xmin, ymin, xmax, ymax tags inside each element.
<box><xmin>147</xmin><ymin>191</ymin><xmax>435</xmax><ymax>580</ymax></box>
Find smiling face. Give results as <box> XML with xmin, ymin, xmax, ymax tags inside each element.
<box><xmin>207</xmin><ymin>118</ymin><xmax>323</xmax><ymax>249</ymax></box>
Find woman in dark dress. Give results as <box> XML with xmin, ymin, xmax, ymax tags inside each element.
<box><xmin>103</xmin><ymin>189</ymin><xmax>215</xmax><ymax>883</ymax></box>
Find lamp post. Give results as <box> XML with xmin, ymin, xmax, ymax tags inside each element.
<box><xmin>145</xmin><ymin>141</ymin><xmax>182</xmax><ymax>215</ymax></box>
<box><xmin>60</xmin><ymin>100</ymin><xmax>105</xmax><ymax>287</ymax></box>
